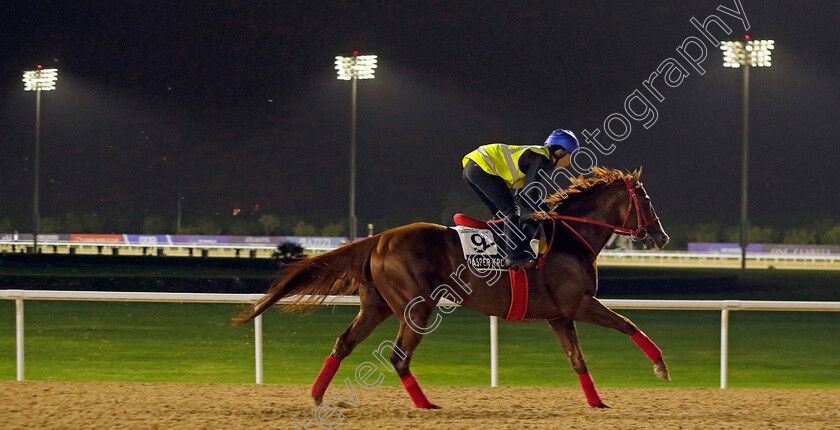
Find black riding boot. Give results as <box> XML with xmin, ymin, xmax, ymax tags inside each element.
<box><xmin>502</xmin><ymin>215</ymin><xmax>535</xmax><ymax>269</ymax></box>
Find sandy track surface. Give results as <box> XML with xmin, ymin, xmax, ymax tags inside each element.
<box><xmin>2</xmin><ymin>382</ymin><xmax>839</xmax><ymax>429</ymax></box>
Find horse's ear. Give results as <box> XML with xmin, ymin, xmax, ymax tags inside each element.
<box><xmin>634</xmin><ymin>166</ymin><xmax>643</xmax><ymax>182</ymax></box>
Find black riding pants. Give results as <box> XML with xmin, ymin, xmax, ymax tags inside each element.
<box><xmin>462</xmin><ymin>160</ymin><xmax>518</xmax><ymax>220</ymax></box>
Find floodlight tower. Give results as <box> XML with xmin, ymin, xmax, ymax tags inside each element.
<box><xmin>720</xmin><ymin>37</ymin><xmax>773</xmax><ymax>269</ymax></box>
<box><xmin>335</xmin><ymin>53</ymin><xmax>377</xmax><ymax>242</ymax></box>
<box><xmin>22</xmin><ymin>66</ymin><xmax>58</xmax><ymax>252</ymax></box>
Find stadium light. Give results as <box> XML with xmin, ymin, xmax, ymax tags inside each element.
<box><xmin>721</xmin><ymin>39</ymin><xmax>774</xmax><ymax>68</ymax></box>
<box><xmin>335</xmin><ymin>53</ymin><xmax>377</xmax><ymax>242</ymax></box>
<box><xmin>720</xmin><ymin>38</ymin><xmax>773</xmax><ymax>268</ymax></box>
<box><xmin>22</xmin><ymin>66</ymin><xmax>58</xmax><ymax>252</ymax></box>
<box><xmin>335</xmin><ymin>54</ymin><xmax>378</xmax><ymax>80</ymax></box>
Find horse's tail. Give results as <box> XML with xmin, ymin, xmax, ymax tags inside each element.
<box><xmin>232</xmin><ymin>235</ymin><xmax>380</xmax><ymax>326</ymax></box>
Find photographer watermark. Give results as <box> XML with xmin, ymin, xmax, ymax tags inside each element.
<box><xmin>286</xmin><ymin>340</ymin><xmax>407</xmax><ymax>429</ymax></box>
<box><xmin>521</xmin><ymin>0</ymin><xmax>750</xmax><ymax>214</ymax></box>
<box><xmin>405</xmin><ymin>0</ymin><xmax>752</xmax><ymax>337</ymax></box>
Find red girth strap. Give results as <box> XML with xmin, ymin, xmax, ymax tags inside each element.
<box><xmin>505</xmin><ymin>268</ymin><xmax>529</xmax><ymax>321</ymax></box>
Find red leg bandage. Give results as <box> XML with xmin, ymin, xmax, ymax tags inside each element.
<box><xmin>311</xmin><ymin>356</ymin><xmax>341</xmax><ymax>397</ymax></box>
<box><xmin>631</xmin><ymin>330</ymin><xmax>662</xmax><ymax>362</ymax></box>
<box><xmin>577</xmin><ymin>371</ymin><xmax>603</xmax><ymax>408</ymax></box>
<box><xmin>400</xmin><ymin>373</ymin><xmax>434</xmax><ymax>409</ymax></box>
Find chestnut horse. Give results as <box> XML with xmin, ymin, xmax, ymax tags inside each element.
<box><xmin>234</xmin><ymin>167</ymin><xmax>671</xmax><ymax>408</ymax></box>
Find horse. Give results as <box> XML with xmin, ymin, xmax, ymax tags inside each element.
<box><xmin>233</xmin><ymin>167</ymin><xmax>671</xmax><ymax>409</ymax></box>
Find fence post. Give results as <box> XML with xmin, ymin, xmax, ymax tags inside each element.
<box><xmin>16</xmin><ymin>298</ymin><xmax>24</xmax><ymax>381</ymax></box>
<box><xmin>490</xmin><ymin>316</ymin><xmax>498</xmax><ymax>387</ymax></box>
<box><xmin>255</xmin><ymin>314</ymin><xmax>263</xmax><ymax>384</ymax></box>
<box><xmin>720</xmin><ymin>308</ymin><xmax>729</xmax><ymax>389</ymax></box>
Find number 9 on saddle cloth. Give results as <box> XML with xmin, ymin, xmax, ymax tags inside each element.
<box><xmin>453</xmin><ymin>214</ymin><xmax>544</xmax><ymax>271</ymax></box>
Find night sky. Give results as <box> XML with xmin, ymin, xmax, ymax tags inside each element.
<box><xmin>1</xmin><ymin>1</ymin><xmax>838</xmax><ymax>231</ymax></box>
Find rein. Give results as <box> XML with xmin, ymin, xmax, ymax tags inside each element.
<box><xmin>488</xmin><ymin>176</ymin><xmax>660</xmax><ymax>322</ymax></box>
<box><xmin>549</xmin><ymin>178</ymin><xmax>659</xmax><ymax>256</ymax></box>
<box><xmin>515</xmin><ymin>178</ymin><xmax>659</xmax><ymax>325</ymax></box>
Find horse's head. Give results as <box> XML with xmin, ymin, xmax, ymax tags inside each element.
<box><xmin>546</xmin><ymin>167</ymin><xmax>669</xmax><ymax>252</ymax></box>
<box><xmin>622</xmin><ymin>178</ymin><xmax>669</xmax><ymax>250</ymax></box>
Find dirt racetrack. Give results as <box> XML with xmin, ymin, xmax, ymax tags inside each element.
<box><xmin>2</xmin><ymin>382</ymin><xmax>839</xmax><ymax>429</ymax></box>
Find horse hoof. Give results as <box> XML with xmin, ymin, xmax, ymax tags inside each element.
<box><xmin>654</xmin><ymin>363</ymin><xmax>671</xmax><ymax>382</ymax></box>
<box><xmin>597</xmin><ymin>403</ymin><xmax>611</xmax><ymax>409</ymax></box>
<box><xmin>312</xmin><ymin>395</ymin><xmax>323</xmax><ymax>406</ymax></box>
<box><xmin>429</xmin><ymin>404</ymin><xmax>442</xmax><ymax>409</ymax></box>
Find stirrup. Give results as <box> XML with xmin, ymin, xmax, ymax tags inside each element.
<box><xmin>504</xmin><ymin>248</ymin><xmax>536</xmax><ymax>269</ymax></box>
<box><xmin>504</xmin><ymin>256</ymin><xmax>528</xmax><ymax>269</ymax></box>
<box><xmin>506</xmin><ymin>257</ymin><xmax>536</xmax><ymax>269</ymax></box>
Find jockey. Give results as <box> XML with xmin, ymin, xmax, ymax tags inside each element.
<box><xmin>462</xmin><ymin>129</ymin><xmax>579</xmax><ymax>268</ymax></box>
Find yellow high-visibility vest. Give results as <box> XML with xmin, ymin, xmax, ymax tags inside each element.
<box><xmin>462</xmin><ymin>144</ymin><xmax>551</xmax><ymax>188</ymax></box>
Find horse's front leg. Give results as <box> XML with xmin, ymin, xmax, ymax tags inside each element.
<box><xmin>577</xmin><ymin>296</ymin><xmax>671</xmax><ymax>382</ymax></box>
<box><xmin>548</xmin><ymin>317</ymin><xmax>609</xmax><ymax>408</ymax></box>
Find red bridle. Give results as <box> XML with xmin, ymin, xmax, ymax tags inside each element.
<box><xmin>547</xmin><ymin>178</ymin><xmax>660</xmax><ymax>256</ymax></box>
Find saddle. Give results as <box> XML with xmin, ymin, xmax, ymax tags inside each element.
<box><xmin>452</xmin><ymin>214</ymin><xmax>547</xmax><ymax>321</ymax></box>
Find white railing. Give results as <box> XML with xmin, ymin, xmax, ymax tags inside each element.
<box><xmin>2</xmin><ymin>289</ymin><xmax>839</xmax><ymax>388</ymax></box>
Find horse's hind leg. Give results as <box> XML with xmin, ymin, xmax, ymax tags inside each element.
<box><xmin>389</xmin><ymin>301</ymin><xmax>440</xmax><ymax>409</ymax></box>
<box><xmin>548</xmin><ymin>317</ymin><xmax>609</xmax><ymax>408</ymax></box>
<box><xmin>311</xmin><ymin>282</ymin><xmax>393</xmax><ymax>405</ymax></box>
<box><xmin>576</xmin><ymin>296</ymin><xmax>670</xmax><ymax>382</ymax></box>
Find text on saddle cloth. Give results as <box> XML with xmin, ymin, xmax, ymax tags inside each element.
<box><xmin>451</xmin><ymin>225</ymin><xmax>543</xmax><ymax>271</ymax></box>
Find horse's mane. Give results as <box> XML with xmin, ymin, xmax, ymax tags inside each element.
<box><xmin>546</xmin><ymin>167</ymin><xmax>642</xmax><ymax>206</ymax></box>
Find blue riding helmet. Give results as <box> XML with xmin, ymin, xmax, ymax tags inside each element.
<box><xmin>544</xmin><ymin>129</ymin><xmax>579</xmax><ymax>154</ymax></box>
